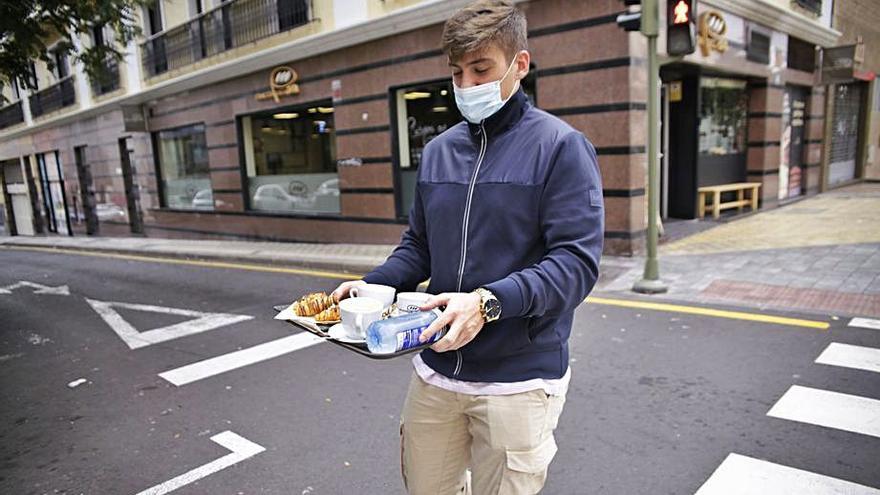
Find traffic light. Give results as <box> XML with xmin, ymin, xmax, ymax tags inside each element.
<box><xmin>616</xmin><ymin>0</ymin><xmax>642</xmax><ymax>32</ymax></box>
<box><xmin>667</xmin><ymin>0</ymin><xmax>697</xmax><ymax>56</ymax></box>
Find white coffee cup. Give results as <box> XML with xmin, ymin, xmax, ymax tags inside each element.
<box><xmin>350</xmin><ymin>283</ymin><xmax>396</xmax><ymax>309</ymax></box>
<box><xmin>396</xmin><ymin>292</ymin><xmax>433</xmax><ymax>313</ymax></box>
<box><xmin>339</xmin><ymin>297</ymin><xmax>384</xmax><ymax>340</ymax></box>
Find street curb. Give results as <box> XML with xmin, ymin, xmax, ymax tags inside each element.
<box><xmin>0</xmin><ymin>241</ymin><xmax>384</xmax><ymax>276</ymax></box>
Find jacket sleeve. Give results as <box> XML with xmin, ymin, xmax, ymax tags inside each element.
<box><xmin>484</xmin><ymin>131</ymin><xmax>604</xmax><ymax>319</ymax></box>
<box><xmin>361</xmin><ymin>183</ymin><xmax>431</xmax><ymax>292</ymax></box>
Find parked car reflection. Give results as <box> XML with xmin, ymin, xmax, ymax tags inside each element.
<box><xmin>251</xmin><ymin>179</ymin><xmax>339</xmax><ymax>213</ymax></box>
<box><xmin>191</xmin><ymin>189</ymin><xmax>214</xmax><ymax>210</ymax></box>
<box><xmin>95</xmin><ymin>203</ymin><xmax>127</xmax><ymax>221</ymax></box>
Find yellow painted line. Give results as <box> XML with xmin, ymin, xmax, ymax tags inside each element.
<box><xmin>2</xmin><ymin>245</ymin><xmax>829</xmax><ymax>329</ymax></box>
<box><xmin>586</xmin><ymin>296</ymin><xmax>830</xmax><ymax>330</ymax></box>
<box><xmin>0</xmin><ymin>245</ymin><xmax>361</xmax><ymax>280</ymax></box>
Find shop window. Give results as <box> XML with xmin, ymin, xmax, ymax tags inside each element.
<box><xmin>698</xmin><ymin>78</ymin><xmax>748</xmax><ymax>156</ymax></box>
<box><xmin>394</xmin><ymin>73</ymin><xmax>536</xmax><ymax>217</ymax></box>
<box><xmin>241</xmin><ymin>102</ymin><xmax>339</xmax><ymax>214</ymax></box>
<box><xmin>155</xmin><ymin>123</ymin><xmax>212</xmax><ymax>210</ymax></box>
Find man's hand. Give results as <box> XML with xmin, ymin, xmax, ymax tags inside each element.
<box><xmin>418</xmin><ymin>292</ymin><xmax>484</xmax><ymax>352</ymax></box>
<box><xmin>331</xmin><ymin>280</ymin><xmax>367</xmax><ymax>302</ymax></box>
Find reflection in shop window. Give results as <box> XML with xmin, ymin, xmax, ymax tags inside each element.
<box><xmin>698</xmin><ymin>78</ymin><xmax>748</xmax><ymax>156</ymax></box>
<box><xmin>155</xmin><ymin>123</ymin><xmax>212</xmax><ymax>210</ymax></box>
<box><xmin>395</xmin><ymin>72</ymin><xmax>536</xmax><ymax>217</ymax></box>
<box><xmin>241</xmin><ymin>103</ymin><xmax>339</xmax><ymax>214</ymax></box>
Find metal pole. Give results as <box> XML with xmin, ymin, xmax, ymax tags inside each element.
<box><xmin>633</xmin><ymin>0</ymin><xmax>668</xmax><ymax>294</ymax></box>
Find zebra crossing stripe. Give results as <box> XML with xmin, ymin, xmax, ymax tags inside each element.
<box><xmin>767</xmin><ymin>385</ymin><xmax>880</xmax><ymax>439</ymax></box>
<box><xmin>695</xmin><ymin>453</ymin><xmax>880</xmax><ymax>494</ymax></box>
<box><xmin>816</xmin><ymin>343</ymin><xmax>880</xmax><ymax>374</ymax></box>
<box><xmin>849</xmin><ymin>318</ymin><xmax>880</xmax><ymax>331</ymax></box>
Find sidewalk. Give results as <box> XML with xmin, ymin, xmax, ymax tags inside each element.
<box><xmin>3</xmin><ymin>183</ymin><xmax>879</xmax><ymax>318</ymax></box>
<box><xmin>0</xmin><ymin>235</ymin><xmax>395</xmax><ymax>274</ymax></box>
<box><xmin>601</xmin><ymin>182</ymin><xmax>880</xmax><ymax>318</ymax></box>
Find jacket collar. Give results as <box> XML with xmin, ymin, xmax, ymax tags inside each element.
<box><xmin>466</xmin><ymin>87</ymin><xmax>530</xmax><ymax>140</ymax></box>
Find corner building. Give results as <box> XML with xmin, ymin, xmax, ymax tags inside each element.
<box><xmin>0</xmin><ymin>0</ymin><xmax>855</xmax><ymax>255</ymax></box>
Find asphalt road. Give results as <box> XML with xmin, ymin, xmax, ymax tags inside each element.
<box><xmin>1</xmin><ymin>247</ymin><xmax>878</xmax><ymax>494</ymax></box>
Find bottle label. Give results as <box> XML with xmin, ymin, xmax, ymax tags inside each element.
<box><xmin>395</xmin><ymin>324</ymin><xmax>442</xmax><ymax>351</ymax></box>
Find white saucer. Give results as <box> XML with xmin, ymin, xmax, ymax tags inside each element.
<box><xmin>328</xmin><ymin>323</ymin><xmax>366</xmax><ymax>344</ymax></box>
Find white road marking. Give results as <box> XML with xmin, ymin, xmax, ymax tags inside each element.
<box><xmin>767</xmin><ymin>385</ymin><xmax>880</xmax><ymax>439</ymax></box>
<box><xmin>695</xmin><ymin>453</ymin><xmax>880</xmax><ymax>494</ymax></box>
<box><xmin>0</xmin><ymin>281</ymin><xmax>69</xmax><ymax>295</ymax></box>
<box><xmin>816</xmin><ymin>343</ymin><xmax>880</xmax><ymax>374</ymax></box>
<box><xmin>67</xmin><ymin>378</ymin><xmax>87</xmax><ymax>388</ymax></box>
<box><xmin>159</xmin><ymin>332</ymin><xmax>324</xmax><ymax>386</ymax></box>
<box><xmin>849</xmin><ymin>317</ymin><xmax>880</xmax><ymax>331</ymax></box>
<box><xmin>134</xmin><ymin>430</ymin><xmax>265</xmax><ymax>495</ymax></box>
<box><xmin>85</xmin><ymin>299</ymin><xmax>253</xmax><ymax>349</ymax></box>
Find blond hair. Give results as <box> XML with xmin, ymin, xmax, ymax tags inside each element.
<box><xmin>441</xmin><ymin>0</ymin><xmax>528</xmax><ymax>64</ymax></box>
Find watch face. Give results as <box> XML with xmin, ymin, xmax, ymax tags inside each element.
<box><xmin>485</xmin><ymin>298</ymin><xmax>502</xmax><ymax>319</ymax></box>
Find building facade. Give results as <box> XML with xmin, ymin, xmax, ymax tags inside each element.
<box><xmin>0</xmin><ymin>0</ymin><xmax>857</xmax><ymax>255</ymax></box>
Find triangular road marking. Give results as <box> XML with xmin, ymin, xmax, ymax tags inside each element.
<box><xmin>85</xmin><ymin>299</ymin><xmax>254</xmax><ymax>349</ymax></box>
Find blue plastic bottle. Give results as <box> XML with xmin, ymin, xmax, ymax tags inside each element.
<box><xmin>366</xmin><ymin>309</ymin><xmax>445</xmax><ymax>354</ymax></box>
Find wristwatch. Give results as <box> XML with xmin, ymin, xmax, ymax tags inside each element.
<box><xmin>474</xmin><ymin>287</ymin><xmax>502</xmax><ymax>323</ymax></box>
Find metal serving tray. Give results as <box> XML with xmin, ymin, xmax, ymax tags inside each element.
<box><xmin>273</xmin><ymin>304</ymin><xmax>433</xmax><ymax>359</ymax></box>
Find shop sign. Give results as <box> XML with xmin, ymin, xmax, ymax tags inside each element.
<box><xmin>819</xmin><ymin>40</ymin><xmax>869</xmax><ymax>84</ymax></box>
<box><xmin>255</xmin><ymin>66</ymin><xmax>300</xmax><ymax>103</ymax></box>
<box><xmin>331</xmin><ymin>79</ymin><xmax>342</xmax><ymax>102</ymax></box>
<box><xmin>669</xmin><ymin>81</ymin><xmax>683</xmax><ymax>102</ymax></box>
<box><xmin>698</xmin><ymin>10</ymin><xmax>728</xmax><ymax>57</ymax></box>
<box><xmin>337</xmin><ymin>157</ymin><xmax>363</xmax><ymax>167</ymax></box>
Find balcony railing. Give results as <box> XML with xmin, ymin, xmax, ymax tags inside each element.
<box><xmin>0</xmin><ymin>101</ymin><xmax>25</xmax><ymax>130</ymax></box>
<box><xmin>30</xmin><ymin>76</ymin><xmax>76</xmax><ymax>118</ymax></box>
<box><xmin>91</xmin><ymin>58</ymin><xmax>121</xmax><ymax>96</ymax></box>
<box><xmin>141</xmin><ymin>0</ymin><xmax>310</xmax><ymax>77</ymax></box>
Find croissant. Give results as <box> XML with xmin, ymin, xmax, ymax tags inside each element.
<box><xmin>314</xmin><ymin>305</ymin><xmax>340</xmax><ymax>323</ymax></box>
<box><xmin>292</xmin><ymin>292</ymin><xmax>336</xmax><ymax>317</ymax></box>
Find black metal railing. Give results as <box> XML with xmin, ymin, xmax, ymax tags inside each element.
<box><xmin>141</xmin><ymin>0</ymin><xmax>310</xmax><ymax>77</ymax></box>
<box><xmin>91</xmin><ymin>58</ymin><xmax>121</xmax><ymax>96</ymax></box>
<box><xmin>0</xmin><ymin>101</ymin><xmax>25</xmax><ymax>129</ymax></box>
<box><xmin>29</xmin><ymin>76</ymin><xmax>76</xmax><ymax>118</ymax></box>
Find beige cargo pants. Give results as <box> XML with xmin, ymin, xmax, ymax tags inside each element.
<box><xmin>400</xmin><ymin>373</ymin><xmax>566</xmax><ymax>494</ymax></box>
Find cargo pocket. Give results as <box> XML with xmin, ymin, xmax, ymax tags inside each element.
<box><xmin>501</xmin><ymin>435</ymin><xmax>558</xmax><ymax>494</ymax></box>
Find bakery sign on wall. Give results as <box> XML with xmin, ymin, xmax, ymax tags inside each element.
<box><xmin>698</xmin><ymin>10</ymin><xmax>728</xmax><ymax>57</ymax></box>
<box><xmin>256</xmin><ymin>66</ymin><xmax>300</xmax><ymax>103</ymax></box>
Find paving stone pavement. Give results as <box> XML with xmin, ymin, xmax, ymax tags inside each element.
<box><xmin>600</xmin><ymin>183</ymin><xmax>880</xmax><ymax>318</ymax></box>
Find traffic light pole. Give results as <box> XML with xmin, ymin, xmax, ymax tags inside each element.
<box><xmin>633</xmin><ymin>0</ymin><xmax>668</xmax><ymax>294</ymax></box>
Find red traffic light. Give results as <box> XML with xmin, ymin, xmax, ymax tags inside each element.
<box><xmin>672</xmin><ymin>0</ymin><xmax>692</xmax><ymax>25</ymax></box>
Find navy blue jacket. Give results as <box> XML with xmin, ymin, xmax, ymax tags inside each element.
<box><xmin>363</xmin><ymin>89</ymin><xmax>604</xmax><ymax>382</ymax></box>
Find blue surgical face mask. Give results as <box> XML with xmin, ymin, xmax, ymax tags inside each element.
<box><xmin>453</xmin><ymin>54</ymin><xmax>521</xmax><ymax>124</ymax></box>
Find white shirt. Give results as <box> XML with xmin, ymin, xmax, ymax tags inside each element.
<box><xmin>412</xmin><ymin>353</ymin><xmax>570</xmax><ymax>396</ymax></box>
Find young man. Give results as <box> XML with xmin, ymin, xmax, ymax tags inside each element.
<box><xmin>332</xmin><ymin>1</ymin><xmax>603</xmax><ymax>493</ymax></box>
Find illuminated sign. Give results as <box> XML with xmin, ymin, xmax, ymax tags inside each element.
<box><xmin>698</xmin><ymin>10</ymin><xmax>728</xmax><ymax>57</ymax></box>
<box><xmin>255</xmin><ymin>66</ymin><xmax>301</xmax><ymax>102</ymax></box>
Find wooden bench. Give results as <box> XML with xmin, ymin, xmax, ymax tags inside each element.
<box><xmin>698</xmin><ymin>182</ymin><xmax>761</xmax><ymax>219</ymax></box>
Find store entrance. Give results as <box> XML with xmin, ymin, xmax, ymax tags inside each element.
<box><xmin>36</xmin><ymin>151</ymin><xmax>72</xmax><ymax>235</ymax></box>
<box><xmin>2</xmin><ymin>158</ymin><xmax>35</xmax><ymax>236</ymax></box>
<box><xmin>828</xmin><ymin>82</ymin><xmax>865</xmax><ymax>186</ymax></box>
<box><xmin>779</xmin><ymin>86</ymin><xmax>808</xmax><ymax>200</ymax></box>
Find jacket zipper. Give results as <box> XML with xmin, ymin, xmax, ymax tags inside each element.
<box><xmin>453</xmin><ymin>123</ymin><xmax>488</xmax><ymax>377</ymax></box>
